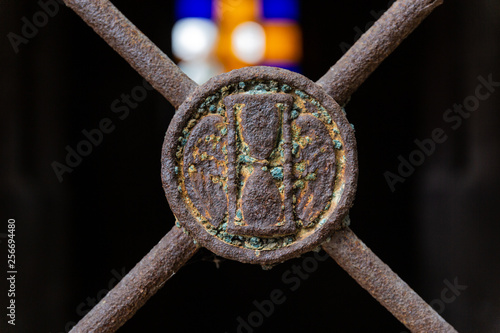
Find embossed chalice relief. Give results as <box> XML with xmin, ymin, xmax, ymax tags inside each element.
<box><xmin>162</xmin><ymin>67</ymin><xmax>357</xmax><ymax>264</ymax></box>
<box><xmin>61</xmin><ymin>0</ymin><xmax>459</xmax><ymax>333</ymax></box>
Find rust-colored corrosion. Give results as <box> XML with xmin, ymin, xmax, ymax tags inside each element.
<box><xmin>60</xmin><ymin>1</ymin><xmax>461</xmax><ymax>332</ymax></box>
<box><xmin>316</xmin><ymin>0</ymin><xmax>443</xmax><ymax>106</ymax></box>
<box><xmin>62</xmin><ymin>0</ymin><xmax>198</xmax><ymax>109</ymax></box>
<box><xmin>183</xmin><ymin>114</ymin><xmax>228</xmax><ymax>228</ymax></box>
<box><xmin>225</xmin><ymin>93</ymin><xmax>296</xmax><ymax>237</ymax></box>
<box><xmin>162</xmin><ymin>66</ymin><xmax>358</xmax><ymax>265</ymax></box>
<box><xmin>323</xmin><ymin>228</ymin><xmax>458</xmax><ymax>333</ymax></box>
<box><xmin>293</xmin><ymin>114</ymin><xmax>336</xmax><ymax>226</ymax></box>
<box><xmin>69</xmin><ymin>227</ymin><xmax>198</xmax><ymax>333</ymax></box>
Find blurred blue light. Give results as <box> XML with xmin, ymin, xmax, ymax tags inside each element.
<box><xmin>262</xmin><ymin>0</ymin><xmax>300</xmax><ymax>20</ymax></box>
<box><xmin>175</xmin><ymin>0</ymin><xmax>213</xmax><ymax>19</ymax></box>
<box><xmin>262</xmin><ymin>62</ymin><xmax>301</xmax><ymax>73</ymax></box>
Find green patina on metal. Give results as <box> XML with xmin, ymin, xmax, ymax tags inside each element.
<box><xmin>175</xmin><ymin>79</ymin><xmax>346</xmax><ymax>251</ymax></box>
<box><xmin>271</xmin><ymin>167</ymin><xmax>284</xmax><ymax>181</ymax></box>
<box><xmin>334</xmin><ymin>140</ymin><xmax>343</xmax><ymax>150</ymax></box>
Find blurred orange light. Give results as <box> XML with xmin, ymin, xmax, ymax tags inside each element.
<box><xmin>263</xmin><ymin>20</ymin><xmax>302</xmax><ymax>63</ymax></box>
<box><xmin>176</xmin><ymin>0</ymin><xmax>302</xmax><ymax>77</ymax></box>
<box><xmin>216</xmin><ymin>0</ymin><xmax>260</xmax><ymax>29</ymax></box>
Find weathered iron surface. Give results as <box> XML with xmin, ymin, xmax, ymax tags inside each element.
<box><xmin>323</xmin><ymin>227</ymin><xmax>459</xmax><ymax>333</ymax></box>
<box><xmin>317</xmin><ymin>0</ymin><xmax>443</xmax><ymax>106</ymax></box>
<box><xmin>228</xmin><ymin>94</ymin><xmax>284</xmax><ymax>160</ymax></box>
<box><xmin>62</xmin><ymin>0</ymin><xmax>197</xmax><ymax>109</ymax></box>
<box><xmin>162</xmin><ymin>66</ymin><xmax>358</xmax><ymax>265</ymax></box>
<box><xmin>62</xmin><ymin>1</ymin><xmax>459</xmax><ymax>333</ymax></box>
<box><xmin>183</xmin><ymin>115</ymin><xmax>228</xmax><ymax>227</ymax></box>
<box><xmin>69</xmin><ymin>226</ymin><xmax>198</xmax><ymax>333</ymax></box>
<box><xmin>225</xmin><ymin>93</ymin><xmax>295</xmax><ymax>237</ymax></box>
<box><xmin>293</xmin><ymin>114</ymin><xmax>336</xmax><ymax>227</ymax></box>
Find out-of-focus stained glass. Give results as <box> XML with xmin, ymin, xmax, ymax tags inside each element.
<box><xmin>173</xmin><ymin>0</ymin><xmax>302</xmax><ymax>83</ymax></box>
<box><xmin>263</xmin><ymin>21</ymin><xmax>302</xmax><ymax>62</ymax></box>
<box><xmin>262</xmin><ymin>0</ymin><xmax>300</xmax><ymax>20</ymax></box>
<box><xmin>175</xmin><ymin>0</ymin><xmax>213</xmax><ymax>19</ymax></box>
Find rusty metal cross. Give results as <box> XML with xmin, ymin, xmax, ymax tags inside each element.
<box><xmin>61</xmin><ymin>1</ymin><xmax>458</xmax><ymax>332</ymax></box>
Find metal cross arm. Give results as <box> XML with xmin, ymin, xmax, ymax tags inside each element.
<box><xmin>317</xmin><ymin>0</ymin><xmax>443</xmax><ymax>106</ymax></box>
<box><xmin>324</xmin><ymin>228</ymin><xmax>456</xmax><ymax>332</ymax></box>
<box><xmin>69</xmin><ymin>228</ymin><xmax>198</xmax><ymax>332</ymax></box>
<box><xmin>63</xmin><ymin>0</ymin><xmax>197</xmax><ymax>109</ymax></box>
<box><xmin>60</xmin><ymin>0</ymin><xmax>458</xmax><ymax>332</ymax></box>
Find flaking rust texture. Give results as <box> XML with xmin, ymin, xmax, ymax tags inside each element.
<box><xmin>323</xmin><ymin>228</ymin><xmax>459</xmax><ymax>333</ymax></box>
<box><xmin>62</xmin><ymin>0</ymin><xmax>197</xmax><ymax>109</ymax></box>
<box><xmin>61</xmin><ymin>0</ymin><xmax>457</xmax><ymax>332</ymax></box>
<box><xmin>317</xmin><ymin>0</ymin><xmax>443</xmax><ymax>106</ymax></box>
<box><xmin>162</xmin><ymin>67</ymin><xmax>358</xmax><ymax>265</ymax></box>
<box><xmin>69</xmin><ymin>227</ymin><xmax>199</xmax><ymax>333</ymax></box>
<box><xmin>225</xmin><ymin>93</ymin><xmax>296</xmax><ymax>237</ymax></box>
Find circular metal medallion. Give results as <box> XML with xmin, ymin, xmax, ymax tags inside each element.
<box><xmin>162</xmin><ymin>67</ymin><xmax>357</xmax><ymax>264</ymax></box>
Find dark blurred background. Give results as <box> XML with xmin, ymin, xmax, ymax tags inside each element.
<box><xmin>1</xmin><ymin>0</ymin><xmax>500</xmax><ymax>332</ymax></box>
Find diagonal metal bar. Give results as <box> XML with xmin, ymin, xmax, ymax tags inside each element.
<box><xmin>323</xmin><ymin>227</ymin><xmax>458</xmax><ymax>333</ymax></box>
<box><xmin>62</xmin><ymin>0</ymin><xmax>198</xmax><ymax>109</ymax></box>
<box><xmin>316</xmin><ymin>0</ymin><xmax>443</xmax><ymax>106</ymax></box>
<box><xmin>69</xmin><ymin>226</ymin><xmax>199</xmax><ymax>333</ymax></box>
